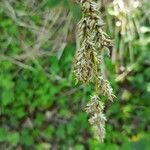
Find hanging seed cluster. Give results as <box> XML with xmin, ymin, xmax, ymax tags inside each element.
<box><xmin>74</xmin><ymin>0</ymin><xmax>115</xmax><ymax>142</ymax></box>
<box><xmin>85</xmin><ymin>95</ymin><xmax>106</xmax><ymax>142</ymax></box>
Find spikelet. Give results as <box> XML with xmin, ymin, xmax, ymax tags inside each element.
<box><xmin>98</xmin><ymin>76</ymin><xmax>116</xmax><ymax>102</ymax></box>
<box><xmin>74</xmin><ymin>43</ymin><xmax>95</xmax><ymax>83</ymax></box>
<box><xmin>89</xmin><ymin>113</ymin><xmax>106</xmax><ymax>142</ymax></box>
<box><xmin>79</xmin><ymin>0</ymin><xmax>113</xmax><ymax>49</ymax></box>
<box><xmin>74</xmin><ymin>0</ymin><xmax>113</xmax><ymax>83</ymax></box>
<box><xmin>85</xmin><ymin>95</ymin><xmax>106</xmax><ymax>142</ymax></box>
<box><xmin>85</xmin><ymin>95</ymin><xmax>104</xmax><ymax>115</ymax></box>
<box><xmin>74</xmin><ymin>0</ymin><xmax>97</xmax><ymax>83</ymax></box>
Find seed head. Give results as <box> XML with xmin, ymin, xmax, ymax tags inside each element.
<box><xmin>85</xmin><ymin>95</ymin><xmax>107</xmax><ymax>142</ymax></box>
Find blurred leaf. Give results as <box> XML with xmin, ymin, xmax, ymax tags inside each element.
<box><xmin>7</xmin><ymin>132</ymin><xmax>20</xmax><ymax>147</ymax></box>
<box><xmin>47</xmin><ymin>0</ymin><xmax>61</xmax><ymax>8</ymax></box>
<box><xmin>21</xmin><ymin>129</ymin><xmax>34</xmax><ymax>146</ymax></box>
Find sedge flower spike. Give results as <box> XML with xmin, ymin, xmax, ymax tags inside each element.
<box><xmin>74</xmin><ymin>0</ymin><xmax>116</xmax><ymax>142</ymax></box>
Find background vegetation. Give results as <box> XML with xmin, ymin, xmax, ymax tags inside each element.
<box><xmin>0</xmin><ymin>0</ymin><xmax>150</xmax><ymax>149</ymax></box>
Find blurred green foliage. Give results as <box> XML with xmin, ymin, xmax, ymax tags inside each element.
<box><xmin>0</xmin><ymin>0</ymin><xmax>150</xmax><ymax>149</ymax></box>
